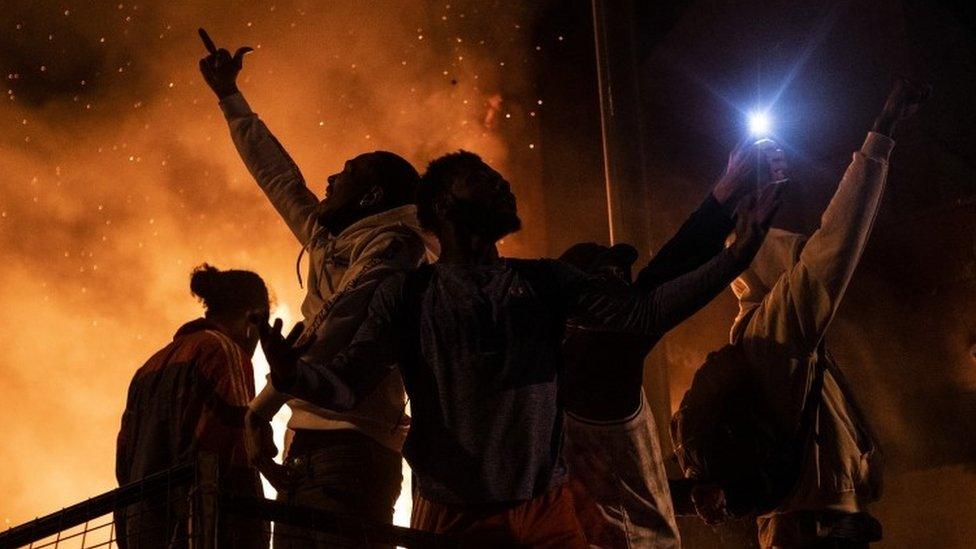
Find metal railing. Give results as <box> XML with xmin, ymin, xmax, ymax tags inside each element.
<box><xmin>0</xmin><ymin>456</ymin><xmax>455</xmax><ymax>549</ymax></box>
<box><xmin>0</xmin><ymin>463</ymin><xmax>195</xmax><ymax>549</ymax></box>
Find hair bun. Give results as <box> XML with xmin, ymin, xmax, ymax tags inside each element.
<box><xmin>189</xmin><ymin>263</ymin><xmax>269</xmax><ymax>316</ymax></box>
<box><xmin>190</xmin><ymin>263</ymin><xmax>221</xmax><ymax>301</ymax></box>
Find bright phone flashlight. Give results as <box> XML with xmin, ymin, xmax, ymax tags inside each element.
<box><xmin>748</xmin><ymin>110</ymin><xmax>772</xmax><ymax>137</ymax></box>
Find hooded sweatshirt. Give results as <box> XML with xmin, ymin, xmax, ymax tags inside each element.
<box><xmin>220</xmin><ymin>92</ymin><xmax>435</xmax><ymax>451</ymax></box>
<box><xmin>730</xmin><ymin>132</ymin><xmax>893</xmax><ymax>520</ymax></box>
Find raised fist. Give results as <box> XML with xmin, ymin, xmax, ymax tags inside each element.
<box><xmin>873</xmin><ymin>76</ymin><xmax>931</xmax><ymax>137</ymax></box>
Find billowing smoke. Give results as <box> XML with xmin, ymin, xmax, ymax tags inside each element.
<box><xmin>0</xmin><ymin>0</ymin><xmax>546</xmax><ymax>525</ymax></box>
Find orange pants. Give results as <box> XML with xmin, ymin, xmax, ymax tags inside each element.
<box><xmin>411</xmin><ymin>484</ymin><xmax>588</xmax><ymax>548</ymax></box>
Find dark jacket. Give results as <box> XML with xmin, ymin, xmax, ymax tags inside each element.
<box><xmin>115</xmin><ymin>319</ymin><xmax>265</xmax><ymax>548</ymax></box>
<box><xmin>277</xmin><ymin>233</ymin><xmax>751</xmax><ymax>507</ymax></box>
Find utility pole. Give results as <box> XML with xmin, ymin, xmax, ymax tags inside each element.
<box><xmin>590</xmin><ymin>0</ymin><xmax>673</xmax><ymax>451</ymax></box>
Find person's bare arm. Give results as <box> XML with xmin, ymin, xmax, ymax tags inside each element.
<box><xmin>243</xmin><ymin>386</ymin><xmax>291</xmax><ymax>489</ymax></box>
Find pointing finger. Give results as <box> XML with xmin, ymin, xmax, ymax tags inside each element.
<box><xmin>198</xmin><ymin>28</ymin><xmax>218</xmax><ymax>54</ymax></box>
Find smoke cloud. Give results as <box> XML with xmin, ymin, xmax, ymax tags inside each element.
<box><xmin>0</xmin><ymin>0</ymin><xmax>548</xmax><ymax>526</ymax></box>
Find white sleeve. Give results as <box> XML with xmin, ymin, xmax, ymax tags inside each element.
<box><xmin>739</xmin><ymin>132</ymin><xmax>894</xmax><ymax>430</ymax></box>
<box><xmin>220</xmin><ymin>92</ymin><xmax>319</xmax><ymax>244</ymax></box>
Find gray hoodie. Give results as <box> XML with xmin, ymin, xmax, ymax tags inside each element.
<box><xmin>220</xmin><ymin>92</ymin><xmax>436</xmax><ymax>451</ymax></box>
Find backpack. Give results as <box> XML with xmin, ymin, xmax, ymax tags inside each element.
<box><xmin>671</xmin><ymin>343</ymin><xmax>825</xmax><ymax>518</ymax></box>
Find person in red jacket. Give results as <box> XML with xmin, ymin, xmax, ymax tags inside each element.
<box><xmin>115</xmin><ymin>264</ymin><xmax>270</xmax><ymax>549</ymax></box>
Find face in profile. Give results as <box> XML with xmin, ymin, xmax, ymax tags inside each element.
<box><xmin>315</xmin><ymin>153</ymin><xmax>378</xmax><ymax>233</ymax></box>
<box><xmin>445</xmin><ymin>162</ymin><xmax>521</xmax><ymax>240</ymax></box>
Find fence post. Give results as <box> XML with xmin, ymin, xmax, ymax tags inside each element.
<box><xmin>189</xmin><ymin>453</ymin><xmax>219</xmax><ymax>549</ymax></box>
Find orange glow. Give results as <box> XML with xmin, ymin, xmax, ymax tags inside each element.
<box><xmin>0</xmin><ymin>1</ymin><xmax>544</xmax><ymax>527</ymax></box>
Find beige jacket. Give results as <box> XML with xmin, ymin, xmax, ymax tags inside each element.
<box><xmin>730</xmin><ymin>132</ymin><xmax>894</xmax><ymax>517</ymax></box>
<box><xmin>220</xmin><ymin>92</ymin><xmax>435</xmax><ymax>451</ymax></box>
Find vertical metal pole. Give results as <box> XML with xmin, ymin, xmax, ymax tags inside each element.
<box><xmin>591</xmin><ymin>0</ymin><xmax>617</xmax><ymax>244</ymax></box>
<box><xmin>589</xmin><ymin>0</ymin><xmax>674</xmax><ymax>453</ymax></box>
<box><xmin>189</xmin><ymin>454</ymin><xmax>219</xmax><ymax>549</ymax></box>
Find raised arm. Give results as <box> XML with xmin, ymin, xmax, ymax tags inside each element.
<box><xmin>734</xmin><ymin>78</ymin><xmax>928</xmax><ymax>426</ymax></box>
<box><xmin>198</xmin><ymin>29</ymin><xmax>319</xmax><ymax>244</ymax></box>
<box><xmin>634</xmin><ymin>194</ymin><xmax>734</xmax><ymax>289</ymax></box>
<box><xmin>635</xmin><ymin>140</ymin><xmax>782</xmax><ymax>289</ymax></box>
<box><xmin>566</xmin><ymin>183</ymin><xmax>783</xmax><ymax>335</ymax></box>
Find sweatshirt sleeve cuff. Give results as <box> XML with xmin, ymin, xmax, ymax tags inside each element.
<box><xmin>219</xmin><ymin>92</ymin><xmax>254</xmax><ymax>120</ymax></box>
<box><xmin>249</xmin><ymin>381</ymin><xmax>290</xmax><ymax>421</ymax></box>
<box><xmin>860</xmin><ymin>131</ymin><xmax>895</xmax><ymax>162</ymax></box>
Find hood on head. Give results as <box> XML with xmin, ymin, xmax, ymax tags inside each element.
<box><xmin>730</xmin><ymin>228</ymin><xmax>807</xmax><ymax>343</ymax></box>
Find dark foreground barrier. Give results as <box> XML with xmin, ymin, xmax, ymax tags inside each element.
<box><xmin>0</xmin><ymin>455</ymin><xmax>455</xmax><ymax>549</ymax></box>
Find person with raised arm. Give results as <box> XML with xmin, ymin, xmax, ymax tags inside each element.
<box><xmin>673</xmin><ymin>77</ymin><xmax>930</xmax><ymax>548</ymax></box>
<box><xmin>557</xmin><ymin>141</ymin><xmax>783</xmax><ymax>548</ymax></box>
<box><xmin>197</xmin><ymin>29</ymin><xmax>435</xmax><ymax>547</ymax></box>
<box><xmin>258</xmin><ymin>149</ymin><xmax>782</xmax><ymax>547</ymax></box>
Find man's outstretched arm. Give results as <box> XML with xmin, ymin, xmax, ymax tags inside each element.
<box><xmin>635</xmin><ymin>140</ymin><xmax>781</xmax><ymax>289</ymax></box>
<box><xmin>247</xmin><ymin>228</ymin><xmax>426</xmax><ymax>421</ymax></box>
<box><xmin>634</xmin><ymin>194</ymin><xmax>735</xmax><ymax>289</ymax></box>
<box><xmin>198</xmin><ymin>29</ymin><xmax>319</xmax><ymax>244</ymax></box>
<box><xmin>564</xmin><ymin>183</ymin><xmax>783</xmax><ymax>336</ymax></box>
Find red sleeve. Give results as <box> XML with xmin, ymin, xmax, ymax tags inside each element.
<box><xmin>191</xmin><ymin>335</ymin><xmax>252</xmax><ymax>469</ymax></box>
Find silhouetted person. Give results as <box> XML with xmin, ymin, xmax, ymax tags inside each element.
<box><xmin>197</xmin><ymin>29</ymin><xmax>434</xmax><ymax>547</ymax></box>
<box><xmin>257</xmin><ymin>150</ymin><xmax>781</xmax><ymax>547</ymax></box>
<box><xmin>115</xmin><ymin>265</ymin><xmax>269</xmax><ymax>549</ymax></box>
<box><xmin>673</xmin><ymin>77</ymin><xmax>929</xmax><ymax>548</ymax></box>
<box><xmin>558</xmin><ymin>150</ymin><xmax>776</xmax><ymax>548</ymax></box>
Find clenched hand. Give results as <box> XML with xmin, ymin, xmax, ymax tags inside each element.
<box><xmin>198</xmin><ymin>28</ymin><xmax>253</xmax><ymax>99</ymax></box>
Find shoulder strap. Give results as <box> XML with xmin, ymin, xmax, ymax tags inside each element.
<box><xmin>795</xmin><ymin>342</ymin><xmax>827</xmax><ymax>445</ymax></box>
<box><xmin>781</xmin><ymin>342</ymin><xmax>827</xmax><ymax>490</ymax></box>
<box><xmin>822</xmin><ymin>350</ymin><xmax>881</xmax><ymax>451</ymax></box>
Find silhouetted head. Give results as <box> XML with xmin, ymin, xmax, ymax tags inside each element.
<box><xmin>559</xmin><ymin>242</ymin><xmax>638</xmax><ymax>283</ymax></box>
<box><xmin>190</xmin><ymin>264</ymin><xmax>270</xmax><ymax>354</ymax></box>
<box><xmin>417</xmin><ymin>151</ymin><xmax>520</xmax><ymax>242</ymax></box>
<box><xmin>316</xmin><ymin>151</ymin><xmax>420</xmax><ymax>235</ymax></box>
